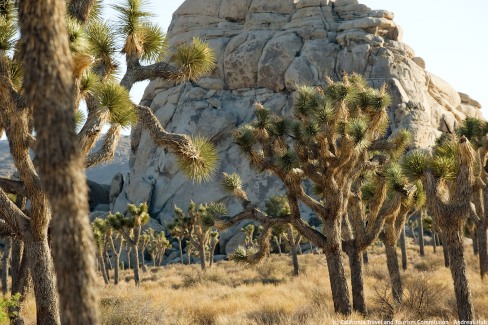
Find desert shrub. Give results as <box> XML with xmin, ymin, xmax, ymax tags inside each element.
<box><xmin>100</xmin><ymin>295</ymin><xmax>165</xmax><ymax>325</ymax></box>
<box><xmin>402</xmin><ymin>274</ymin><xmax>450</xmax><ymax>319</ymax></box>
<box><xmin>413</xmin><ymin>261</ymin><xmax>430</xmax><ymax>271</ymax></box>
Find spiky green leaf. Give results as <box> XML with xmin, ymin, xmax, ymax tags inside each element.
<box><xmin>176</xmin><ymin>136</ymin><xmax>218</xmax><ymax>183</ymax></box>
<box><xmin>170</xmin><ymin>38</ymin><xmax>215</xmax><ymax>82</ymax></box>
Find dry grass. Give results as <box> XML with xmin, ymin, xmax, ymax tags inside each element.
<box><xmin>9</xmin><ymin>239</ymin><xmax>488</xmax><ymax>324</ymax></box>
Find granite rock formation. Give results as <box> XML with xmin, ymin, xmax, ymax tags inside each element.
<box><xmin>113</xmin><ymin>0</ymin><xmax>483</xmax><ymax>252</ymax></box>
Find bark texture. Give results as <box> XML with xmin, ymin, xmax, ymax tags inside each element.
<box><xmin>385</xmin><ymin>244</ymin><xmax>403</xmax><ymax>304</ymax></box>
<box><xmin>17</xmin><ymin>0</ymin><xmax>99</xmax><ymax>323</ymax></box>
<box><xmin>400</xmin><ymin>226</ymin><xmax>408</xmax><ymax>270</ymax></box>
<box><xmin>348</xmin><ymin>249</ymin><xmax>366</xmax><ymax>314</ymax></box>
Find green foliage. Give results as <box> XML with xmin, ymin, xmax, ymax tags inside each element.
<box><xmin>265</xmin><ymin>196</ymin><xmax>291</xmax><ymax>218</ymax></box>
<box><xmin>0</xmin><ymin>293</ymin><xmax>20</xmax><ymax>322</ymax></box>
<box><xmin>113</xmin><ymin>0</ymin><xmax>152</xmax><ymax>37</ymax></box>
<box><xmin>456</xmin><ymin>117</ymin><xmax>488</xmax><ymax>147</ymax></box>
<box><xmin>401</xmin><ymin>150</ymin><xmax>430</xmax><ymax>181</ymax></box>
<box><xmin>79</xmin><ymin>70</ymin><xmax>100</xmax><ymax>98</ymax></box>
<box><xmin>176</xmin><ymin>136</ymin><xmax>218</xmax><ymax>183</ymax></box>
<box><xmin>0</xmin><ymin>1</ymin><xmax>16</xmax><ymax>52</ymax></box>
<box><xmin>139</xmin><ymin>22</ymin><xmax>167</xmax><ymax>63</ymax></box>
<box><xmin>86</xmin><ymin>21</ymin><xmax>118</xmax><ymax>73</ymax></box>
<box><xmin>95</xmin><ymin>81</ymin><xmax>137</xmax><ymax>128</ymax></box>
<box><xmin>221</xmin><ymin>172</ymin><xmax>243</xmax><ymax>195</ymax></box>
<box><xmin>66</xmin><ymin>16</ymin><xmax>88</xmax><ymax>53</ymax></box>
<box><xmin>228</xmin><ymin>245</ymin><xmax>259</xmax><ymax>264</ymax></box>
<box><xmin>170</xmin><ymin>37</ymin><xmax>215</xmax><ymax>82</ymax></box>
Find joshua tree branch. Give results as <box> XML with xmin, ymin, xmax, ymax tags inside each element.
<box><xmin>85</xmin><ymin>124</ymin><xmax>121</xmax><ymax>168</ymax></box>
<box><xmin>121</xmin><ymin>61</ymin><xmax>179</xmax><ymax>91</ymax></box>
<box><xmin>0</xmin><ymin>188</ymin><xmax>30</xmax><ymax>237</ymax></box>
<box><xmin>0</xmin><ymin>177</ymin><xmax>27</xmax><ymax>197</ymax></box>
<box><xmin>67</xmin><ymin>0</ymin><xmax>98</xmax><ymax>23</ymax></box>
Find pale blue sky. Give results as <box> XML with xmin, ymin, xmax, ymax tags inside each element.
<box><xmin>123</xmin><ymin>0</ymin><xmax>487</xmax><ymax>120</ymax></box>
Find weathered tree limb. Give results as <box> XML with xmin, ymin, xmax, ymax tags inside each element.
<box><xmin>85</xmin><ymin>124</ymin><xmax>121</xmax><ymax>168</ymax></box>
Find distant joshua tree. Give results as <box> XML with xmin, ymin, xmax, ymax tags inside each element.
<box><xmin>172</xmin><ymin>202</ymin><xmax>226</xmax><ymax>270</ymax></box>
<box><xmin>107</xmin><ymin>203</ymin><xmax>150</xmax><ymax>285</ymax></box>
<box><xmin>218</xmin><ymin>74</ymin><xmax>411</xmax><ymax>315</ymax></box>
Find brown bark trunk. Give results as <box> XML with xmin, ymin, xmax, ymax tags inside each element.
<box><xmin>419</xmin><ymin>211</ymin><xmax>425</xmax><ymax>257</ymax></box>
<box><xmin>18</xmin><ymin>0</ymin><xmax>99</xmax><ymax>323</ymax></box>
<box><xmin>323</xmin><ymin>218</ymin><xmax>351</xmax><ymax>315</ymax></box>
<box><xmin>131</xmin><ymin>245</ymin><xmax>140</xmax><ymax>285</ymax></box>
<box><xmin>199</xmin><ymin>244</ymin><xmax>207</xmax><ymax>271</ymax></box>
<box><xmin>97</xmin><ymin>250</ymin><xmax>109</xmax><ymax>285</ymax></box>
<box><xmin>400</xmin><ymin>226</ymin><xmax>408</xmax><ymax>271</ymax></box>
<box><xmin>113</xmin><ymin>254</ymin><xmax>120</xmax><ymax>285</ymax></box>
<box><xmin>9</xmin><ymin>244</ymin><xmax>30</xmax><ymax>325</ymax></box>
<box><xmin>1</xmin><ymin>237</ymin><xmax>11</xmax><ymax>295</ymax></box>
<box><xmin>445</xmin><ymin>228</ymin><xmax>474</xmax><ymax>321</ymax></box>
<box><xmin>441</xmin><ymin>232</ymin><xmax>450</xmax><ymax>268</ymax></box>
<box><xmin>348</xmin><ymin>248</ymin><xmax>366</xmax><ymax>314</ymax></box>
<box><xmin>178</xmin><ymin>238</ymin><xmax>183</xmax><ymax>264</ymax></box>
<box><xmin>432</xmin><ymin>230</ymin><xmax>437</xmax><ymax>253</ymax></box>
<box><xmin>362</xmin><ymin>251</ymin><xmax>369</xmax><ymax>265</ymax></box>
<box><xmin>25</xmin><ymin>237</ymin><xmax>61</xmax><ymax>325</ymax></box>
<box><xmin>472</xmin><ymin>228</ymin><xmax>479</xmax><ymax>255</ymax></box>
<box><xmin>385</xmin><ymin>244</ymin><xmax>403</xmax><ymax>304</ymax></box>
<box><xmin>477</xmin><ymin>223</ymin><xmax>488</xmax><ymax>279</ymax></box>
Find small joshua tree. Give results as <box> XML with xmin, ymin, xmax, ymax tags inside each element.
<box><xmin>147</xmin><ymin>231</ymin><xmax>171</xmax><ymax>266</ymax></box>
<box><xmin>105</xmin><ymin>227</ymin><xmax>124</xmax><ymax>285</ymax></box>
<box><xmin>402</xmin><ymin>134</ymin><xmax>476</xmax><ymax>321</ymax></box>
<box><xmin>107</xmin><ymin>203</ymin><xmax>150</xmax><ymax>285</ymax></box>
<box><xmin>91</xmin><ymin>218</ymin><xmax>110</xmax><ymax>284</ymax></box>
<box><xmin>265</xmin><ymin>195</ymin><xmax>302</xmax><ymax>276</ymax></box>
<box><xmin>172</xmin><ymin>202</ymin><xmax>226</xmax><ymax>270</ymax></box>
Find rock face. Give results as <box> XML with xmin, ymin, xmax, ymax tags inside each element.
<box><xmin>115</xmin><ymin>0</ymin><xmax>483</xmax><ymax>229</ymax></box>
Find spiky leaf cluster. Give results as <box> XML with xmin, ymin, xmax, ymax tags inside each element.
<box><xmin>228</xmin><ymin>245</ymin><xmax>259</xmax><ymax>264</ymax></box>
<box><xmin>176</xmin><ymin>136</ymin><xmax>218</xmax><ymax>183</ymax></box>
<box><xmin>0</xmin><ymin>1</ymin><xmax>16</xmax><ymax>52</ymax></box>
<box><xmin>265</xmin><ymin>195</ymin><xmax>291</xmax><ymax>218</ymax></box>
<box><xmin>95</xmin><ymin>81</ymin><xmax>137</xmax><ymax>128</ymax></box>
<box><xmin>86</xmin><ymin>21</ymin><xmax>118</xmax><ymax>75</ymax></box>
<box><xmin>170</xmin><ymin>38</ymin><xmax>215</xmax><ymax>82</ymax></box>
<box><xmin>456</xmin><ymin>117</ymin><xmax>488</xmax><ymax>149</ymax></box>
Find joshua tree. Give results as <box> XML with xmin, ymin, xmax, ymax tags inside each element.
<box><xmin>456</xmin><ymin>117</ymin><xmax>488</xmax><ymax>279</ymax></box>
<box><xmin>0</xmin><ymin>0</ymin><xmax>217</xmax><ymax>322</ymax></box>
<box><xmin>264</xmin><ymin>195</ymin><xmax>302</xmax><ymax>276</ymax></box>
<box><xmin>378</xmin><ymin>179</ymin><xmax>424</xmax><ymax>305</ymax></box>
<box><xmin>218</xmin><ymin>74</ymin><xmax>412</xmax><ymax>315</ymax></box>
<box><xmin>167</xmin><ymin>219</ymin><xmax>186</xmax><ymax>265</ymax></box>
<box><xmin>106</xmin><ymin>228</ymin><xmax>124</xmax><ymax>285</ymax></box>
<box><xmin>208</xmin><ymin>231</ymin><xmax>219</xmax><ymax>267</ymax></box>
<box><xmin>107</xmin><ymin>203</ymin><xmax>150</xmax><ymax>285</ymax></box>
<box><xmin>402</xmin><ymin>134</ymin><xmax>476</xmax><ymax>321</ymax></box>
<box><xmin>138</xmin><ymin>229</ymin><xmax>153</xmax><ymax>272</ymax></box>
<box><xmin>173</xmin><ymin>202</ymin><xmax>226</xmax><ymax>270</ymax></box>
<box><xmin>147</xmin><ymin>231</ymin><xmax>171</xmax><ymax>266</ymax></box>
<box><xmin>91</xmin><ymin>218</ymin><xmax>110</xmax><ymax>284</ymax></box>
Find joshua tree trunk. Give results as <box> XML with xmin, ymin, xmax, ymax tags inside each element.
<box><xmin>126</xmin><ymin>246</ymin><xmax>131</xmax><ymax>269</ymax></box>
<box><xmin>441</xmin><ymin>232</ymin><xmax>450</xmax><ymax>268</ymax></box>
<box><xmin>472</xmin><ymin>228</ymin><xmax>479</xmax><ymax>255</ymax></box>
<box><xmin>477</xmin><ymin>222</ymin><xmax>488</xmax><ymax>279</ymax></box>
<box><xmin>97</xmin><ymin>248</ymin><xmax>109</xmax><ymax>285</ymax></box>
<box><xmin>178</xmin><ymin>238</ymin><xmax>184</xmax><ymax>264</ymax></box>
<box><xmin>187</xmin><ymin>250</ymin><xmax>192</xmax><ymax>265</ymax></box>
<box><xmin>287</xmin><ymin>226</ymin><xmax>299</xmax><ymax>276</ymax></box>
<box><xmin>24</xmin><ymin>236</ymin><xmax>61</xmax><ymax>325</ymax></box>
<box><xmin>17</xmin><ymin>0</ymin><xmax>99</xmax><ymax>323</ymax></box>
<box><xmin>108</xmin><ymin>236</ymin><xmax>123</xmax><ymax>285</ymax></box>
<box><xmin>198</xmin><ymin>244</ymin><xmax>207</xmax><ymax>271</ymax></box>
<box><xmin>323</xmin><ymin>218</ymin><xmax>351</xmax><ymax>315</ymax></box>
<box><xmin>432</xmin><ymin>230</ymin><xmax>437</xmax><ymax>253</ymax></box>
<box><xmin>419</xmin><ymin>210</ymin><xmax>425</xmax><ymax>257</ymax></box>
<box><xmin>131</xmin><ymin>244</ymin><xmax>140</xmax><ymax>285</ymax></box>
<box><xmin>400</xmin><ymin>226</ymin><xmax>408</xmax><ymax>270</ymax></box>
<box><xmin>445</xmin><ymin>228</ymin><xmax>474</xmax><ymax>321</ymax></box>
<box><xmin>1</xmin><ymin>237</ymin><xmax>11</xmax><ymax>295</ymax></box>
<box><xmin>274</xmin><ymin>237</ymin><xmax>282</xmax><ymax>255</ymax></box>
<box><xmin>9</xmin><ymin>243</ymin><xmax>30</xmax><ymax>325</ymax></box>
<box><xmin>347</xmin><ymin>248</ymin><xmax>366</xmax><ymax>314</ymax></box>
<box><xmin>385</xmin><ymin>244</ymin><xmax>403</xmax><ymax>304</ymax></box>
<box><xmin>362</xmin><ymin>251</ymin><xmax>369</xmax><ymax>265</ymax></box>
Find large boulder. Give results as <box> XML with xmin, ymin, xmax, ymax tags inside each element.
<box><xmin>116</xmin><ymin>0</ymin><xmax>483</xmax><ymax>225</ymax></box>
